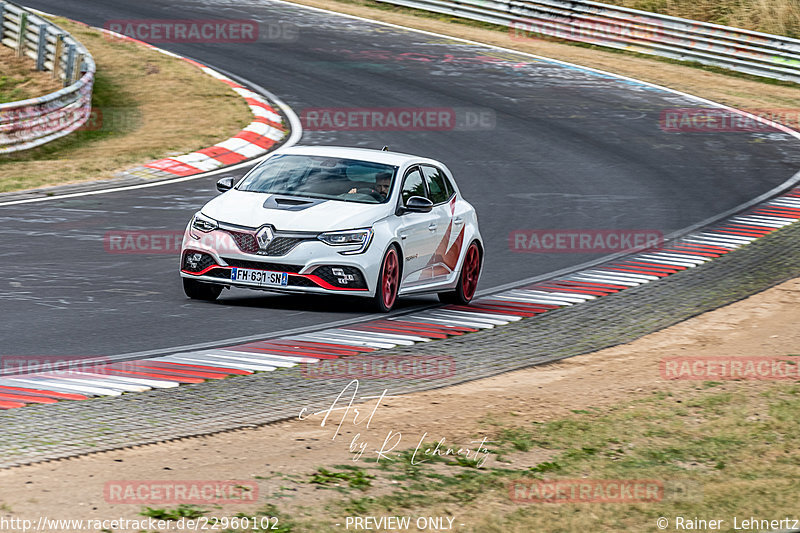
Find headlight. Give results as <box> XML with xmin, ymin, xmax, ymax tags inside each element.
<box><xmin>191</xmin><ymin>212</ymin><xmax>218</xmax><ymax>233</ymax></box>
<box><xmin>318</xmin><ymin>228</ymin><xmax>373</xmax><ymax>254</ymax></box>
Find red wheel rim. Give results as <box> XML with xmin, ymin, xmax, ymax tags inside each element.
<box><xmin>461</xmin><ymin>243</ymin><xmax>480</xmax><ymax>300</ymax></box>
<box><xmin>381</xmin><ymin>248</ymin><xmax>399</xmax><ymax>308</ymax></box>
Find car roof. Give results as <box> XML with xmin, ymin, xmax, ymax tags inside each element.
<box><xmin>275</xmin><ymin>145</ymin><xmax>441</xmax><ymax>168</ymax></box>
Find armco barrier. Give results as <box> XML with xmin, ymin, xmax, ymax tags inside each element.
<box><xmin>0</xmin><ymin>1</ymin><xmax>94</xmax><ymax>154</ymax></box>
<box><xmin>375</xmin><ymin>0</ymin><xmax>800</xmax><ymax>83</ymax></box>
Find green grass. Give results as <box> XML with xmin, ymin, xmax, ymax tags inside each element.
<box><xmin>309</xmin><ymin>467</ymin><xmax>376</xmax><ymax>491</ymax></box>
<box><xmin>140</xmin><ymin>504</ymin><xmax>206</xmax><ymax>520</ymax></box>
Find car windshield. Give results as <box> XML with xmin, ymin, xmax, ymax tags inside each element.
<box><xmin>237</xmin><ymin>154</ymin><xmax>398</xmax><ymax>204</ymax></box>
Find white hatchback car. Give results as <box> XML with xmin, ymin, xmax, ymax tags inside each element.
<box><xmin>179</xmin><ymin>146</ymin><xmax>483</xmax><ymax>311</ymax></box>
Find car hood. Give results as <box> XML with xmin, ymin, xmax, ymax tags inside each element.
<box><xmin>201</xmin><ymin>190</ymin><xmax>391</xmax><ymax>232</ymax></box>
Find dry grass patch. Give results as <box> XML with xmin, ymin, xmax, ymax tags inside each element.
<box><xmin>603</xmin><ymin>0</ymin><xmax>800</xmax><ymax>38</ymax></box>
<box><xmin>228</xmin><ymin>380</ymin><xmax>800</xmax><ymax>532</ymax></box>
<box><xmin>0</xmin><ymin>17</ymin><xmax>252</xmax><ymax>192</ymax></box>
<box><xmin>0</xmin><ymin>45</ymin><xmax>62</xmax><ymax>103</ymax></box>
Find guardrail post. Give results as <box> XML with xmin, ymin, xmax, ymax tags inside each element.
<box><xmin>35</xmin><ymin>23</ymin><xmax>47</xmax><ymax>70</ymax></box>
<box><xmin>64</xmin><ymin>43</ymin><xmax>76</xmax><ymax>86</ymax></box>
<box><xmin>51</xmin><ymin>33</ymin><xmax>63</xmax><ymax>80</ymax></box>
<box><xmin>16</xmin><ymin>11</ymin><xmax>27</xmax><ymax>57</ymax></box>
<box><xmin>73</xmin><ymin>51</ymin><xmax>84</xmax><ymax>82</ymax></box>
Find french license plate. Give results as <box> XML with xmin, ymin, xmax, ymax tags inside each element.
<box><xmin>231</xmin><ymin>267</ymin><xmax>288</xmax><ymax>287</ymax></box>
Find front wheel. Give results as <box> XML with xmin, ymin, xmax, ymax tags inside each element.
<box><xmin>183</xmin><ymin>278</ymin><xmax>223</xmax><ymax>301</ymax></box>
<box><xmin>372</xmin><ymin>246</ymin><xmax>400</xmax><ymax>312</ymax></box>
<box><xmin>438</xmin><ymin>241</ymin><xmax>481</xmax><ymax>305</ymax></box>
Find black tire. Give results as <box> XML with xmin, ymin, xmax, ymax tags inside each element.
<box><xmin>438</xmin><ymin>241</ymin><xmax>481</xmax><ymax>305</ymax></box>
<box><xmin>372</xmin><ymin>246</ymin><xmax>401</xmax><ymax>312</ymax></box>
<box><xmin>183</xmin><ymin>278</ymin><xmax>223</xmax><ymax>301</ymax></box>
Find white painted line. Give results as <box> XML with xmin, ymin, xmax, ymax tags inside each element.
<box><xmin>584</xmin><ymin>270</ymin><xmax>659</xmax><ymax>281</ymax></box>
<box><xmin>215</xmin><ymin>350</ymin><xmax>304</xmax><ymax>367</ymax></box>
<box><xmin>730</xmin><ymin>217</ymin><xmax>785</xmax><ymax>227</ymax></box>
<box><xmin>422</xmin><ymin>310</ymin><xmax>510</xmax><ymax>326</ymax></box>
<box><xmin>735</xmin><ymin>215</ymin><xmax>793</xmax><ymax>225</ymax></box>
<box><xmin>433</xmin><ymin>309</ymin><xmax>517</xmax><ymax>323</ymax></box>
<box><xmin>49</xmin><ymin>376</ymin><xmax>150</xmax><ymax>393</ymax></box>
<box><xmin>510</xmin><ymin>290</ymin><xmax>593</xmax><ymax>302</ymax></box>
<box><xmin>491</xmin><ymin>294</ymin><xmax>571</xmax><ymax>306</ymax></box>
<box><xmin>646</xmin><ymin>252</ymin><xmax>711</xmax><ymax>262</ymax></box>
<box><xmin>156</xmin><ymin>356</ymin><xmax>275</xmax><ymax>372</ymax></box>
<box><xmin>683</xmin><ymin>237</ymin><xmax>739</xmax><ymax>247</ymax></box>
<box><xmin>291</xmin><ymin>333</ymin><xmax>397</xmax><ymax>349</ymax></box>
<box><xmin>632</xmin><ymin>254</ymin><xmax>705</xmax><ymax>267</ymax></box>
<box><xmin>323</xmin><ymin>329</ymin><xmax>418</xmax><ymax>346</ymax></box>
<box><xmin>336</xmin><ymin>328</ymin><xmax>431</xmax><ymax>342</ymax></box>
<box><xmin>10</xmin><ymin>377</ymin><xmax>123</xmax><ymax>396</ymax></box>
<box><xmin>697</xmin><ymin>232</ymin><xmax>755</xmax><ymax>243</ymax></box>
<box><xmin>186</xmin><ymin>351</ymin><xmax>294</xmax><ymax>368</ymax></box>
<box><xmin>507</xmin><ymin>290</ymin><xmax>584</xmax><ymax>303</ymax></box>
<box><xmin>0</xmin><ymin>378</ymin><xmax>102</xmax><ymax>397</ymax></box>
<box><xmin>166</xmin><ymin>350</ymin><xmax>291</xmax><ymax>368</ymax></box>
<box><xmin>628</xmin><ymin>257</ymin><xmax>695</xmax><ymax>268</ymax></box>
<box><xmin>69</xmin><ymin>372</ymin><xmax>178</xmax><ymax>389</ymax></box>
<box><xmin>405</xmin><ymin>314</ymin><xmax>495</xmax><ymax>329</ymax></box>
<box><xmin>572</xmin><ymin>275</ymin><xmax>641</xmax><ymax>286</ymax></box>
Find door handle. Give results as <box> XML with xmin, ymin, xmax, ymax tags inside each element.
<box><xmin>454</xmin><ymin>217</ymin><xmax>464</xmax><ymax>225</ymax></box>
<box><xmin>428</xmin><ymin>223</ymin><xmax>437</xmax><ymax>231</ymax></box>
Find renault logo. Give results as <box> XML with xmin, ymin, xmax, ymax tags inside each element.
<box><xmin>256</xmin><ymin>226</ymin><xmax>275</xmax><ymax>250</ymax></box>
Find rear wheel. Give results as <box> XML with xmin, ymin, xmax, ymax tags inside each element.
<box><xmin>183</xmin><ymin>278</ymin><xmax>223</xmax><ymax>301</ymax></box>
<box><xmin>438</xmin><ymin>241</ymin><xmax>481</xmax><ymax>305</ymax></box>
<box><xmin>373</xmin><ymin>246</ymin><xmax>400</xmax><ymax>312</ymax></box>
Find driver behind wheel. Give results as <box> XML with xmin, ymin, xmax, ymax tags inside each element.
<box><xmin>347</xmin><ymin>172</ymin><xmax>392</xmax><ymax>201</ymax></box>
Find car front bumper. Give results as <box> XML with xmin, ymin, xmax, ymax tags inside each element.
<box><xmin>178</xmin><ymin>225</ymin><xmax>382</xmax><ymax>297</ymax></box>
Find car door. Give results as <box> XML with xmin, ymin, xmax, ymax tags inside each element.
<box><xmin>397</xmin><ymin>166</ymin><xmax>437</xmax><ymax>287</ymax></box>
<box><xmin>421</xmin><ymin>165</ymin><xmax>461</xmax><ymax>283</ymax></box>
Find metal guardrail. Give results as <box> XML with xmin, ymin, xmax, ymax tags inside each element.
<box><xmin>376</xmin><ymin>0</ymin><xmax>800</xmax><ymax>83</ymax></box>
<box><xmin>0</xmin><ymin>1</ymin><xmax>95</xmax><ymax>154</ymax></box>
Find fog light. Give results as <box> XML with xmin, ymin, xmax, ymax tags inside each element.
<box><xmin>187</xmin><ymin>253</ymin><xmax>204</xmax><ymax>269</ymax></box>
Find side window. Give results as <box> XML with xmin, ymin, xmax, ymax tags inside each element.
<box><xmin>401</xmin><ymin>168</ymin><xmax>426</xmax><ymax>205</ymax></box>
<box><xmin>442</xmin><ymin>172</ymin><xmax>455</xmax><ymax>199</ymax></box>
<box><xmin>421</xmin><ymin>166</ymin><xmax>450</xmax><ymax>204</ymax></box>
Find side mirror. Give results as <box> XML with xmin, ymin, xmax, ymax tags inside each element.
<box><xmin>216</xmin><ymin>176</ymin><xmax>235</xmax><ymax>192</ymax></box>
<box><xmin>401</xmin><ymin>196</ymin><xmax>434</xmax><ymax>214</ymax></box>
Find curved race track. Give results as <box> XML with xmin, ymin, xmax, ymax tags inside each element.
<box><xmin>1</xmin><ymin>0</ymin><xmax>799</xmax><ymax>357</ymax></box>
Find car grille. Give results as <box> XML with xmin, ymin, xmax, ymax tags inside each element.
<box><xmin>227</xmin><ymin>231</ymin><xmax>259</xmax><ymax>254</ymax></box>
<box><xmin>222</xmin><ymin>258</ymin><xmax>303</xmax><ymax>273</ymax></box>
<box><xmin>224</xmin><ymin>230</ymin><xmax>313</xmax><ymax>256</ymax></box>
<box><xmin>267</xmin><ymin>237</ymin><xmax>306</xmax><ymax>256</ymax></box>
